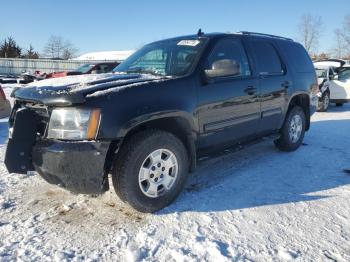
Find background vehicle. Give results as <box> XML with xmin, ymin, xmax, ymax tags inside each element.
<box><xmin>314</xmin><ymin>59</ymin><xmax>350</xmax><ymax>111</ymax></box>
<box><xmin>46</xmin><ymin>61</ymin><xmax>120</xmax><ymax>78</ymax></box>
<box><xmin>5</xmin><ymin>32</ymin><xmax>317</xmax><ymax>213</ymax></box>
<box><xmin>0</xmin><ymin>85</ymin><xmax>11</xmax><ymax>118</ymax></box>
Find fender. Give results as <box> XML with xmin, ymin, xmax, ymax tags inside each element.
<box><xmin>116</xmin><ymin>110</ymin><xmax>197</xmax><ymax>138</ymax></box>
<box><xmin>116</xmin><ymin>110</ymin><xmax>198</xmax><ymax>172</ymax></box>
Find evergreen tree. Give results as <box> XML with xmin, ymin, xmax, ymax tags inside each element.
<box><xmin>0</xmin><ymin>37</ymin><xmax>22</xmax><ymax>58</ymax></box>
<box><xmin>23</xmin><ymin>44</ymin><xmax>39</xmax><ymax>59</ymax></box>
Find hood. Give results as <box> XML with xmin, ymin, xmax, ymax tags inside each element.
<box><xmin>13</xmin><ymin>73</ymin><xmax>169</xmax><ymax>106</ymax></box>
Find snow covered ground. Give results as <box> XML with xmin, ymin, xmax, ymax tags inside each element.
<box><xmin>0</xmin><ymin>85</ymin><xmax>350</xmax><ymax>261</ymax></box>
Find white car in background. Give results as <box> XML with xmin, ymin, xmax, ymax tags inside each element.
<box><xmin>314</xmin><ymin>59</ymin><xmax>350</xmax><ymax>111</ymax></box>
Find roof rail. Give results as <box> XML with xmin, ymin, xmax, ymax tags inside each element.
<box><xmin>237</xmin><ymin>31</ymin><xmax>293</xmax><ymax>41</ymax></box>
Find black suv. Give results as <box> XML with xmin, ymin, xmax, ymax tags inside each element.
<box><xmin>5</xmin><ymin>31</ymin><xmax>318</xmax><ymax>212</ymax></box>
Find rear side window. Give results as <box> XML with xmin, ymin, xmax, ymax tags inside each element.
<box><xmin>250</xmin><ymin>40</ymin><xmax>283</xmax><ymax>75</ymax></box>
<box><xmin>279</xmin><ymin>41</ymin><xmax>314</xmax><ymax>73</ymax></box>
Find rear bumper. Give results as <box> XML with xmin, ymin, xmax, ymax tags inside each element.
<box><xmin>330</xmin><ymin>99</ymin><xmax>350</xmax><ymax>104</ymax></box>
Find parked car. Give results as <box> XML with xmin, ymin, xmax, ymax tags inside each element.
<box><xmin>0</xmin><ymin>74</ymin><xmax>18</xmax><ymax>84</ymax></box>
<box><xmin>5</xmin><ymin>31</ymin><xmax>318</xmax><ymax>212</ymax></box>
<box><xmin>46</xmin><ymin>62</ymin><xmax>120</xmax><ymax>78</ymax></box>
<box><xmin>0</xmin><ymin>72</ymin><xmax>43</xmax><ymax>85</ymax></box>
<box><xmin>314</xmin><ymin>59</ymin><xmax>350</xmax><ymax>111</ymax></box>
<box><xmin>0</xmin><ymin>85</ymin><xmax>11</xmax><ymax>118</ymax></box>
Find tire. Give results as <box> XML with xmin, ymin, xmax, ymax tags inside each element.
<box><xmin>336</xmin><ymin>103</ymin><xmax>344</xmax><ymax>107</ymax></box>
<box><xmin>274</xmin><ymin>106</ymin><xmax>306</xmax><ymax>152</ymax></box>
<box><xmin>112</xmin><ymin>130</ymin><xmax>189</xmax><ymax>213</ymax></box>
<box><xmin>317</xmin><ymin>92</ymin><xmax>330</xmax><ymax>112</ymax></box>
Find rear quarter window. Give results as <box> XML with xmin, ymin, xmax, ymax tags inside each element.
<box><xmin>279</xmin><ymin>41</ymin><xmax>314</xmax><ymax>73</ymax></box>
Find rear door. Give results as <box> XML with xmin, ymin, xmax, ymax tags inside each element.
<box><xmin>330</xmin><ymin>67</ymin><xmax>350</xmax><ymax>100</ymax></box>
<box><xmin>247</xmin><ymin>39</ymin><xmax>289</xmax><ymax>133</ymax></box>
<box><xmin>198</xmin><ymin>37</ymin><xmax>260</xmax><ymax>149</ymax></box>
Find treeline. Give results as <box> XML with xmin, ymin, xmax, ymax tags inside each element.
<box><xmin>0</xmin><ymin>35</ymin><xmax>78</xmax><ymax>60</ymax></box>
<box><xmin>298</xmin><ymin>14</ymin><xmax>350</xmax><ymax>60</ymax></box>
<box><xmin>0</xmin><ymin>37</ymin><xmax>39</xmax><ymax>59</ymax></box>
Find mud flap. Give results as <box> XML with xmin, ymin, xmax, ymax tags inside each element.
<box><xmin>5</xmin><ymin>108</ymin><xmax>37</xmax><ymax>173</ymax></box>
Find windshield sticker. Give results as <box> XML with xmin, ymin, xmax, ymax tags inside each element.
<box><xmin>177</xmin><ymin>40</ymin><xmax>200</xmax><ymax>46</ymax></box>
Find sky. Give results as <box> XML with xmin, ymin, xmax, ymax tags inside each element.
<box><xmin>0</xmin><ymin>0</ymin><xmax>349</xmax><ymax>56</ymax></box>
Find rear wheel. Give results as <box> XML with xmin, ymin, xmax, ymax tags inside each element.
<box><xmin>274</xmin><ymin>106</ymin><xmax>306</xmax><ymax>152</ymax></box>
<box><xmin>317</xmin><ymin>92</ymin><xmax>330</xmax><ymax>112</ymax></box>
<box><xmin>112</xmin><ymin>130</ymin><xmax>189</xmax><ymax>213</ymax></box>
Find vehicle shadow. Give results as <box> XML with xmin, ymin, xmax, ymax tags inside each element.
<box><xmin>160</xmin><ymin>118</ymin><xmax>350</xmax><ymax>214</ymax></box>
<box><xmin>327</xmin><ymin>102</ymin><xmax>350</xmax><ymax>112</ymax></box>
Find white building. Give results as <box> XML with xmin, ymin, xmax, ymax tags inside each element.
<box><xmin>74</xmin><ymin>50</ymin><xmax>134</xmax><ymax>61</ymax></box>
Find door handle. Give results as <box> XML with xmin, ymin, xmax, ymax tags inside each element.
<box><xmin>281</xmin><ymin>81</ymin><xmax>292</xmax><ymax>88</ymax></box>
<box><xmin>244</xmin><ymin>86</ymin><xmax>257</xmax><ymax>95</ymax></box>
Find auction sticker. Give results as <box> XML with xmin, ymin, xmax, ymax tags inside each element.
<box><xmin>177</xmin><ymin>40</ymin><xmax>200</xmax><ymax>46</ymax></box>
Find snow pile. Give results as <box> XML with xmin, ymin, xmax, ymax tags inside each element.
<box><xmin>0</xmin><ymin>86</ymin><xmax>350</xmax><ymax>260</ymax></box>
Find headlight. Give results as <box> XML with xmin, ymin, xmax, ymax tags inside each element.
<box><xmin>47</xmin><ymin>108</ymin><xmax>101</xmax><ymax>140</ymax></box>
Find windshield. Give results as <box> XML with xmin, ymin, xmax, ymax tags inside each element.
<box><xmin>315</xmin><ymin>68</ymin><xmax>327</xmax><ymax>78</ymax></box>
<box><xmin>76</xmin><ymin>64</ymin><xmax>94</xmax><ymax>74</ymax></box>
<box><xmin>114</xmin><ymin>39</ymin><xmax>207</xmax><ymax>77</ymax></box>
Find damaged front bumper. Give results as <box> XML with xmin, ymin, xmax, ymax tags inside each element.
<box><xmin>5</xmin><ymin>105</ymin><xmax>111</xmax><ymax>194</ymax></box>
<box><xmin>32</xmin><ymin>140</ymin><xmax>110</xmax><ymax>194</ymax></box>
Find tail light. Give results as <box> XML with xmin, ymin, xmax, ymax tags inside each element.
<box><xmin>0</xmin><ymin>86</ymin><xmax>6</xmax><ymax>100</ymax></box>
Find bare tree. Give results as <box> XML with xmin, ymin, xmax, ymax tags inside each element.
<box><xmin>332</xmin><ymin>15</ymin><xmax>350</xmax><ymax>59</ymax></box>
<box><xmin>341</xmin><ymin>15</ymin><xmax>350</xmax><ymax>57</ymax></box>
<box><xmin>332</xmin><ymin>29</ymin><xmax>345</xmax><ymax>58</ymax></box>
<box><xmin>298</xmin><ymin>14</ymin><xmax>323</xmax><ymax>54</ymax></box>
<box><xmin>43</xmin><ymin>35</ymin><xmax>78</xmax><ymax>59</ymax></box>
<box><xmin>61</xmin><ymin>41</ymin><xmax>78</xmax><ymax>60</ymax></box>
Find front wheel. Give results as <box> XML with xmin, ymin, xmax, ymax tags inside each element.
<box><xmin>112</xmin><ymin>130</ymin><xmax>189</xmax><ymax>213</ymax></box>
<box><xmin>274</xmin><ymin>106</ymin><xmax>306</xmax><ymax>152</ymax></box>
<box><xmin>317</xmin><ymin>92</ymin><xmax>330</xmax><ymax>112</ymax></box>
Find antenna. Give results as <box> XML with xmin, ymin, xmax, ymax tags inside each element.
<box><xmin>197</xmin><ymin>28</ymin><xmax>204</xmax><ymax>37</ymax></box>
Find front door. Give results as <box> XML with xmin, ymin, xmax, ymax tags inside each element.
<box><xmin>197</xmin><ymin>37</ymin><xmax>260</xmax><ymax>149</ymax></box>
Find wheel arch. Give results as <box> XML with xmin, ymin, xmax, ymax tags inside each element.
<box><xmin>287</xmin><ymin>92</ymin><xmax>311</xmax><ymax>131</ymax></box>
<box><xmin>106</xmin><ymin>113</ymin><xmax>197</xmax><ymax>176</ymax></box>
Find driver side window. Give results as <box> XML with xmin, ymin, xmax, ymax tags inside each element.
<box><xmin>207</xmin><ymin>38</ymin><xmax>251</xmax><ymax>77</ymax></box>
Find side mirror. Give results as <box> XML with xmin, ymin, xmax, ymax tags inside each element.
<box><xmin>204</xmin><ymin>59</ymin><xmax>240</xmax><ymax>79</ymax></box>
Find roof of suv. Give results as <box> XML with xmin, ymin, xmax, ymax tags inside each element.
<box><xmin>150</xmin><ymin>31</ymin><xmax>294</xmax><ymax>44</ymax></box>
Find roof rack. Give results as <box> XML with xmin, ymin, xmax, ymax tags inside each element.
<box><xmin>237</xmin><ymin>31</ymin><xmax>293</xmax><ymax>41</ymax></box>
